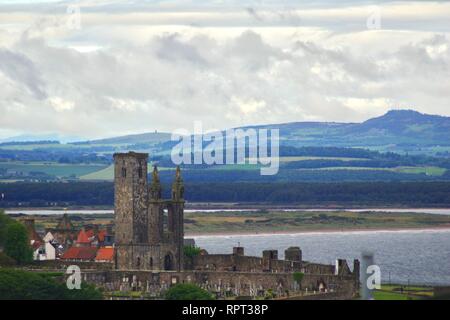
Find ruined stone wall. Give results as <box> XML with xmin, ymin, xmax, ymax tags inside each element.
<box><xmin>115</xmin><ymin>243</ymin><xmax>181</xmax><ymax>271</ymax></box>
<box><xmin>192</xmin><ymin>254</ymin><xmax>265</xmax><ymax>272</ymax></box>
<box><xmin>79</xmin><ymin>270</ymin><xmax>359</xmax><ymax>299</ymax></box>
<box><xmin>191</xmin><ymin>254</ymin><xmax>340</xmax><ymax>275</ymax></box>
<box><xmin>302</xmin><ymin>262</ymin><xmax>336</xmax><ymax>275</ymax></box>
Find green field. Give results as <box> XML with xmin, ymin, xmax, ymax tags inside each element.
<box><xmin>181</xmin><ymin>210</ymin><xmax>450</xmax><ymax>234</ymax></box>
<box><xmin>79</xmin><ymin>164</ymin><xmax>175</xmax><ymax>180</ymax></box>
<box><xmin>0</xmin><ymin>162</ymin><xmax>107</xmax><ymax>178</ymax></box>
<box><xmin>313</xmin><ymin>166</ymin><xmax>447</xmax><ymax>176</ymax></box>
<box><xmin>0</xmin><ymin>143</ymin><xmax>70</xmax><ymax>151</ymax></box>
<box><xmin>373</xmin><ymin>284</ymin><xmax>434</xmax><ymax>300</ymax></box>
<box><xmin>1</xmin><ymin>161</ymin><xmax>446</xmax><ymax>181</ymax></box>
<box><xmin>259</xmin><ymin>156</ymin><xmax>370</xmax><ymax>162</ymax></box>
<box><xmin>395</xmin><ymin>166</ymin><xmax>447</xmax><ymax>176</ymax></box>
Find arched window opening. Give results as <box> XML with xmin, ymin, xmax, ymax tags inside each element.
<box><xmin>136</xmin><ymin>257</ymin><xmax>141</xmax><ymax>269</ymax></box>
<box><xmin>164</xmin><ymin>254</ymin><xmax>173</xmax><ymax>270</ymax></box>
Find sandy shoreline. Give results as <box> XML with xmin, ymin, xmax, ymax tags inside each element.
<box><xmin>186</xmin><ymin>225</ymin><xmax>450</xmax><ymax>237</ymax></box>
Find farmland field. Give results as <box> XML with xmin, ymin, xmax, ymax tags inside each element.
<box><xmin>0</xmin><ymin>162</ymin><xmax>107</xmax><ymax>177</ymax></box>
<box><xmin>79</xmin><ymin>164</ymin><xmax>175</xmax><ymax>180</ymax></box>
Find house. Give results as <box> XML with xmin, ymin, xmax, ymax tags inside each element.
<box><xmin>75</xmin><ymin>228</ymin><xmax>96</xmax><ymax>247</ymax></box>
<box><xmin>97</xmin><ymin>225</ymin><xmax>114</xmax><ymax>246</ymax></box>
<box><xmin>95</xmin><ymin>247</ymin><xmax>115</xmax><ymax>263</ymax></box>
<box><xmin>74</xmin><ymin>226</ymin><xmax>114</xmax><ymax>247</ymax></box>
<box><xmin>42</xmin><ymin>232</ymin><xmax>60</xmax><ymax>260</ymax></box>
<box><xmin>31</xmin><ymin>232</ymin><xmax>61</xmax><ymax>261</ymax></box>
<box><xmin>22</xmin><ymin>218</ymin><xmax>46</xmax><ymax>261</ymax></box>
<box><xmin>46</xmin><ymin>213</ymin><xmax>77</xmax><ymax>246</ymax></box>
<box><xmin>60</xmin><ymin>247</ymin><xmax>98</xmax><ymax>262</ymax></box>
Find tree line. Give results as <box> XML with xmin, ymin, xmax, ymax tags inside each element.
<box><xmin>1</xmin><ymin>181</ymin><xmax>450</xmax><ymax>207</ymax></box>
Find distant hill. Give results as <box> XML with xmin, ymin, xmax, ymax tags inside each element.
<box><xmin>339</xmin><ymin>110</ymin><xmax>450</xmax><ymax>146</ymax></box>
<box><xmin>71</xmin><ymin>110</ymin><xmax>450</xmax><ymax>153</ymax></box>
<box><xmin>1</xmin><ymin>110</ymin><xmax>450</xmax><ymax>183</ymax></box>
<box><xmin>1</xmin><ymin>110</ymin><xmax>449</xmax><ymax>156</ymax></box>
<box><xmin>73</xmin><ymin>131</ymin><xmax>172</xmax><ymax>145</ymax></box>
<box><xmin>0</xmin><ymin>133</ymin><xmax>82</xmax><ymax>144</ymax></box>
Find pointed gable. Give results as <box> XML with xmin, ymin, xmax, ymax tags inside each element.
<box><xmin>76</xmin><ymin>229</ymin><xmax>92</xmax><ymax>244</ymax></box>
<box><xmin>56</xmin><ymin>213</ymin><xmax>73</xmax><ymax>230</ymax></box>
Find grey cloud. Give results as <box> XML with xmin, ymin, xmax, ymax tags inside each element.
<box><xmin>0</xmin><ymin>11</ymin><xmax>450</xmax><ymax>139</ymax></box>
<box><xmin>0</xmin><ymin>49</ymin><xmax>47</xmax><ymax>99</ymax></box>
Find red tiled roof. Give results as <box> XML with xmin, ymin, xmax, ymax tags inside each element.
<box><xmin>97</xmin><ymin>230</ymin><xmax>107</xmax><ymax>242</ymax></box>
<box><xmin>32</xmin><ymin>240</ymin><xmax>42</xmax><ymax>250</ymax></box>
<box><xmin>95</xmin><ymin>247</ymin><xmax>115</xmax><ymax>261</ymax></box>
<box><xmin>76</xmin><ymin>229</ymin><xmax>92</xmax><ymax>244</ymax></box>
<box><xmin>61</xmin><ymin>247</ymin><xmax>98</xmax><ymax>260</ymax></box>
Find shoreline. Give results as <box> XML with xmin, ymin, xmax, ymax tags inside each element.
<box><xmin>4</xmin><ymin>205</ymin><xmax>450</xmax><ymax>210</ymax></box>
<box><xmin>186</xmin><ymin>225</ymin><xmax>450</xmax><ymax>237</ymax></box>
<box><xmin>5</xmin><ymin>206</ymin><xmax>450</xmax><ymax>213</ymax></box>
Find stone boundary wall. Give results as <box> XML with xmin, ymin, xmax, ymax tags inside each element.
<box><xmin>191</xmin><ymin>254</ymin><xmax>340</xmax><ymax>275</ymax></box>
<box><xmin>78</xmin><ymin>270</ymin><xmax>358</xmax><ymax>299</ymax></box>
<box><xmin>25</xmin><ymin>260</ymin><xmax>113</xmax><ymax>271</ymax></box>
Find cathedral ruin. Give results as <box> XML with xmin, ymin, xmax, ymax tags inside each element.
<box><xmin>58</xmin><ymin>152</ymin><xmax>360</xmax><ymax>299</ymax></box>
<box><xmin>76</xmin><ymin>151</ymin><xmax>361</xmax><ymax>299</ymax></box>
<box><xmin>114</xmin><ymin>152</ymin><xmax>184</xmax><ymax>271</ymax></box>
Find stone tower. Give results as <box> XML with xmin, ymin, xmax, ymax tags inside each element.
<box><xmin>114</xmin><ymin>152</ymin><xmax>184</xmax><ymax>271</ymax></box>
<box><xmin>114</xmin><ymin>152</ymin><xmax>148</xmax><ymax>245</ymax></box>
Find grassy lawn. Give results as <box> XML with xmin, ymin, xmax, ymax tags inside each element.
<box><xmin>374</xmin><ymin>284</ymin><xmax>434</xmax><ymax>300</ymax></box>
<box><xmin>373</xmin><ymin>290</ymin><xmax>411</xmax><ymax>300</ymax></box>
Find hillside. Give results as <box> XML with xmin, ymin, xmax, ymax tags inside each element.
<box><xmin>239</xmin><ymin>110</ymin><xmax>450</xmax><ymax>150</ymax></box>
<box><xmin>71</xmin><ymin>110</ymin><xmax>450</xmax><ymax>153</ymax></box>
<box><xmin>1</xmin><ymin>110</ymin><xmax>450</xmax><ymax>183</ymax></box>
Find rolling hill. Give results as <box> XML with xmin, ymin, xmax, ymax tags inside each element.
<box><xmin>68</xmin><ymin>110</ymin><xmax>450</xmax><ymax>155</ymax></box>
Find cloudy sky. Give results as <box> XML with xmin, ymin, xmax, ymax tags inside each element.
<box><xmin>0</xmin><ymin>0</ymin><xmax>449</xmax><ymax>140</ymax></box>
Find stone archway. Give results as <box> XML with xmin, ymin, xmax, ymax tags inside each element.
<box><xmin>164</xmin><ymin>253</ymin><xmax>174</xmax><ymax>270</ymax></box>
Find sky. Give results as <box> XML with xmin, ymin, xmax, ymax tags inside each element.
<box><xmin>0</xmin><ymin>0</ymin><xmax>449</xmax><ymax>140</ymax></box>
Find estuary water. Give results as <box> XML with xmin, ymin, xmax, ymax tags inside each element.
<box><xmin>194</xmin><ymin>229</ymin><xmax>450</xmax><ymax>286</ymax></box>
<box><xmin>6</xmin><ymin>208</ymin><xmax>450</xmax><ymax>215</ymax></box>
<box><xmin>5</xmin><ymin>208</ymin><xmax>450</xmax><ymax>286</ymax></box>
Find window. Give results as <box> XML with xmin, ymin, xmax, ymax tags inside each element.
<box><xmin>121</xmin><ymin>167</ymin><xmax>127</xmax><ymax>178</ymax></box>
<box><xmin>149</xmin><ymin>257</ymin><xmax>153</xmax><ymax>268</ymax></box>
<box><xmin>164</xmin><ymin>254</ymin><xmax>173</xmax><ymax>270</ymax></box>
<box><xmin>138</xmin><ymin>166</ymin><xmax>143</xmax><ymax>178</ymax></box>
<box><xmin>136</xmin><ymin>257</ymin><xmax>141</xmax><ymax>268</ymax></box>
